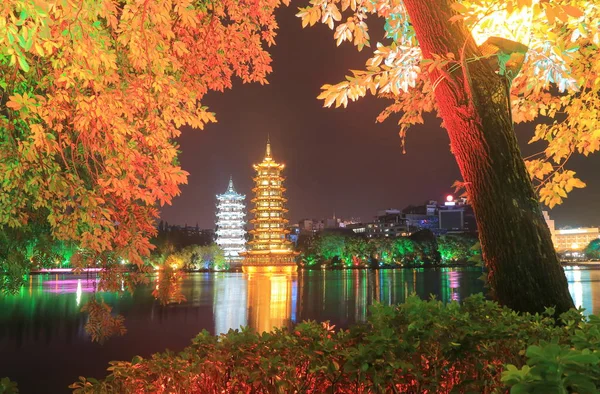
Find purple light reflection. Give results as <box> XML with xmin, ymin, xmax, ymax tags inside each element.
<box><xmin>33</xmin><ymin>268</ymin><xmax>102</xmax><ymax>273</ymax></box>
<box><xmin>43</xmin><ymin>279</ymin><xmax>96</xmax><ymax>294</ymax></box>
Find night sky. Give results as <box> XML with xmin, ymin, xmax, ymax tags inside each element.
<box><xmin>159</xmin><ymin>6</ymin><xmax>600</xmax><ymax>230</ymax></box>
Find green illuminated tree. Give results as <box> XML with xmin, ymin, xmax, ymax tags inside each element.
<box><xmin>317</xmin><ymin>232</ymin><xmax>346</xmax><ymax>265</ymax></box>
<box><xmin>391</xmin><ymin>237</ymin><xmax>416</xmax><ymax>265</ymax></box>
<box><xmin>584</xmin><ymin>239</ymin><xmax>600</xmax><ymax>260</ymax></box>
<box><xmin>437</xmin><ymin>234</ymin><xmax>478</xmax><ymax>263</ymax></box>
<box><xmin>344</xmin><ymin>236</ymin><xmax>369</xmax><ymax>265</ymax></box>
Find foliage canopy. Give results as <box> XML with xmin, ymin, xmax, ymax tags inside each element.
<box><xmin>298</xmin><ymin>0</ymin><xmax>599</xmax><ymax>208</ymax></box>
<box><xmin>70</xmin><ymin>295</ymin><xmax>600</xmax><ymax>393</ymax></box>
<box><xmin>0</xmin><ymin>0</ymin><xmax>285</xmax><ymax>268</ymax></box>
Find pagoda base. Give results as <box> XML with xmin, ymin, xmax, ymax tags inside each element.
<box><xmin>241</xmin><ymin>252</ymin><xmax>299</xmax><ymax>274</ymax></box>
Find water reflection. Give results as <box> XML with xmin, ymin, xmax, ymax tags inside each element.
<box><xmin>2</xmin><ymin>267</ymin><xmax>600</xmax><ymax>394</ymax></box>
<box><xmin>246</xmin><ymin>273</ymin><xmax>298</xmax><ymax>333</ymax></box>
<box><xmin>213</xmin><ymin>273</ymin><xmax>247</xmax><ymax>334</ymax></box>
<box><xmin>565</xmin><ymin>267</ymin><xmax>598</xmax><ymax>314</ymax></box>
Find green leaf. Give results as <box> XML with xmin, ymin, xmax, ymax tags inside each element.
<box><xmin>17</xmin><ymin>55</ymin><xmax>30</xmax><ymax>72</ymax></box>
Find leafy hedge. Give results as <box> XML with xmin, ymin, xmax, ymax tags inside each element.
<box><xmin>70</xmin><ymin>295</ymin><xmax>599</xmax><ymax>393</ymax></box>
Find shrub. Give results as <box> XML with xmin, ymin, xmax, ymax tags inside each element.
<box><xmin>0</xmin><ymin>377</ymin><xmax>19</xmax><ymax>394</ymax></box>
<box><xmin>70</xmin><ymin>295</ymin><xmax>598</xmax><ymax>393</ymax></box>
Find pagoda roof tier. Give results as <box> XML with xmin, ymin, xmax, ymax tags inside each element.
<box><xmin>216</xmin><ymin>198</ymin><xmax>245</xmax><ymax>203</ymax></box>
<box><xmin>242</xmin><ymin>247</ymin><xmax>298</xmax><ymax>254</ymax></box>
<box><xmin>251</xmin><ymin>197</ymin><xmax>287</xmax><ymax>203</ymax></box>
<box><xmin>249</xmin><ymin>228</ymin><xmax>290</xmax><ymax>233</ymax></box>
<box><xmin>252</xmin><ymin>188</ymin><xmax>287</xmax><ymax>194</ymax></box>
<box><xmin>248</xmin><ymin>234</ymin><xmax>291</xmax><ymax>239</ymax></box>
<box><xmin>250</xmin><ymin>223</ymin><xmax>286</xmax><ymax>227</ymax></box>
<box><xmin>247</xmin><ymin>243</ymin><xmax>294</xmax><ymax>249</ymax></box>
<box><xmin>247</xmin><ymin>236</ymin><xmax>292</xmax><ymax>241</ymax></box>
<box><xmin>252</xmin><ymin>197</ymin><xmax>287</xmax><ymax>206</ymax></box>
<box><xmin>253</xmin><ymin>162</ymin><xmax>285</xmax><ymax>170</ymax></box>
<box><xmin>216</xmin><ymin>177</ymin><xmax>246</xmax><ymax>200</ymax></box>
<box><xmin>249</xmin><ymin>217</ymin><xmax>289</xmax><ymax>221</ymax></box>
<box><xmin>252</xmin><ymin>176</ymin><xmax>285</xmax><ymax>182</ymax></box>
<box><xmin>242</xmin><ymin>249</ymin><xmax>297</xmax><ymax>254</ymax></box>
<box><xmin>247</xmin><ymin>244</ymin><xmax>291</xmax><ymax>249</ymax></box>
<box><xmin>252</xmin><ymin>184</ymin><xmax>286</xmax><ymax>189</ymax></box>
<box><xmin>249</xmin><ymin>215</ymin><xmax>288</xmax><ymax>219</ymax></box>
<box><xmin>250</xmin><ymin>219</ymin><xmax>288</xmax><ymax>231</ymax></box>
<box><xmin>252</xmin><ymin>174</ymin><xmax>284</xmax><ymax>179</ymax></box>
<box><xmin>217</xmin><ymin>216</ymin><xmax>245</xmax><ymax>220</ymax></box>
<box><xmin>251</xmin><ymin>207</ymin><xmax>288</xmax><ymax>212</ymax></box>
<box><xmin>248</xmin><ymin>226</ymin><xmax>289</xmax><ymax>231</ymax></box>
<box><xmin>248</xmin><ymin>232</ymin><xmax>291</xmax><ymax>237</ymax></box>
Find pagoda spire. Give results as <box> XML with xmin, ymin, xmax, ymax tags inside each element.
<box><xmin>265</xmin><ymin>134</ymin><xmax>271</xmax><ymax>159</ymax></box>
<box><xmin>227</xmin><ymin>175</ymin><xmax>235</xmax><ymax>193</ymax></box>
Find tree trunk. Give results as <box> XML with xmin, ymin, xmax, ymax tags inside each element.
<box><xmin>403</xmin><ymin>0</ymin><xmax>574</xmax><ymax>314</ymax></box>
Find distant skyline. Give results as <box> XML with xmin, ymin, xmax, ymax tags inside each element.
<box><xmin>159</xmin><ymin>6</ymin><xmax>600</xmax><ymax>230</ymax></box>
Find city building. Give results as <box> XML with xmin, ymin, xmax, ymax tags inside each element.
<box><xmin>402</xmin><ymin>196</ymin><xmax>477</xmax><ymax>234</ymax></box>
<box><xmin>339</xmin><ymin>217</ymin><xmax>361</xmax><ymax>228</ymax></box>
<box><xmin>554</xmin><ymin>227</ymin><xmax>600</xmax><ymax>253</ymax></box>
<box><xmin>298</xmin><ymin>218</ymin><xmax>325</xmax><ymax>233</ymax></box>
<box><xmin>438</xmin><ymin>196</ymin><xmax>477</xmax><ymax>233</ymax></box>
<box><xmin>241</xmin><ymin>137</ymin><xmax>299</xmax><ymax>272</ymax></box>
<box><xmin>403</xmin><ymin>201</ymin><xmax>440</xmax><ymax>232</ymax></box>
<box><xmin>347</xmin><ymin>223</ymin><xmax>367</xmax><ymax>234</ymax></box>
<box><xmin>288</xmin><ymin>225</ymin><xmax>301</xmax><ymax>245</ymax></box>
<box><xmin>215</xmin><ymin>177</ymin><xmax>247</xmax><ymax>266</ymax></box>
<box><xmin>365</xmin><ymin>209</ymin><xmax>410</xmax><ymax>238</ymax></box>
<box><xmin>325</xmin><ymin>216</ymin><xmax>341</xmax><ymax>229</ymax></box>
<box><xmin>298</xmin><ymin>216</ymin><xmax>360</xmax><ymax>234</ymax></box>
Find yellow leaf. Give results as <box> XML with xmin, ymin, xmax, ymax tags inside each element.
<box><xmin>561</xmin><ymin>5</ymin><xmax>583</xmax><ymax>19</ymax></box>
<box><xmin>6</xmin><ymin>95</ymin><xmax>22</xmax><ymax>110</ymax></box>
<box><xmin>450</xmin><ymin>3</ymin><xmax>468</xmax><ymax>14</ymax></box>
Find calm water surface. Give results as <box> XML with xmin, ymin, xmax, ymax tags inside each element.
<box><xmin>0</xmin><ymin>267</ymin><xmax>598</xmax><ymax>393</ymax></box>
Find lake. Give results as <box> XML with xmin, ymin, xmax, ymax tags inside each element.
<box><xmin>0</xmin><ymin>266</ymin><xmax>598</xmax><ymax>393</ymax></box>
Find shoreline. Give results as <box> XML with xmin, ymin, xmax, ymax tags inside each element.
<box><xmin>25</xmin><ymin>261</ymin><xmax>600</xmax><ymax>275</ymax></box>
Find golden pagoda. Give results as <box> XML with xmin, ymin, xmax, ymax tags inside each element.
<box><xmin>241</xmin><ymin>137</ymin><xmax>299</xmax><ymax>273</ymax></box>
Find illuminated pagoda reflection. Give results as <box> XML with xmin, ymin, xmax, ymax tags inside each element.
<box><xmin>241</xmin><ymin>137</ymin><xmax>299</xmax><ymax>273</ymax></box>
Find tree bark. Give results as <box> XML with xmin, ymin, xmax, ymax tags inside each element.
<box><xmin>403</xmin><ymin>0</ymin><xmax>574</xmax><ymax>314</ymax></box>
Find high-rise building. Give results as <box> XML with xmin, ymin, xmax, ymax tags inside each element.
<box><xmin>215</xmin><ymin>177</ymin><xmax>247</xmax><ymax>265</ymax></box>
<box><xmin>241</xmin><ymin>137</ymin><xmax>299</xmax><ymax>272</ymax></box>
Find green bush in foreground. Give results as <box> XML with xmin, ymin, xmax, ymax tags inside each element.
<box><xmin>0</xmin><ymin>378</ymin><xmax>19</xmax><ymax>394</ymax></box>
<box><xmin>70</xmin><ymin>295</ymin><xmax>599</xmax><ymax>393</ymax></box>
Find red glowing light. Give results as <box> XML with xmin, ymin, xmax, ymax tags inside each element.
<box><xmin>446</xmin><ymin>195</ymin><xmax>454</xmax><ymax>202</ymax></box>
